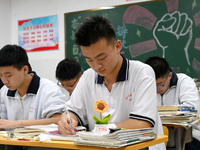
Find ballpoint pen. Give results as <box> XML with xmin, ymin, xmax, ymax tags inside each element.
<box><xmin>65</xmin><ymin>107</ymin><xmax>75</xmax><ymax>135</ymax></box>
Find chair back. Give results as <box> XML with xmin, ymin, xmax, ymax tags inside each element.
<box><xmin>162</xmin><ymin>125</ymin><xmax>169</xmax><ymax>147</ymax></box>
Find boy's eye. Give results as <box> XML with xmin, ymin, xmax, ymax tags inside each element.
<box><xmin>100</xmin><ymin>56</ymin><xmax>107</xmax><ymax>60</ymax></box>
<box><xmin>87</xmin><ymin>59</ymin><xmax>93</xmax><ymax>62</ymax></box>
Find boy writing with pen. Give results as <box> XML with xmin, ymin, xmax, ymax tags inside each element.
<box><xmin>58</xmin><ymin>15</ymin><xmax>165</xmax><ymax>149</ymax></box>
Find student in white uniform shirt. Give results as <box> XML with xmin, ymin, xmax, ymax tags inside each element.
<box><xmin>0</xmin><ymin>44</ymin><xmax>66</xmax><ymax>129</ymax></box>
<box><xmin>58</xmin><ymin>15</ymin><xmax>165</xmax><ymax>150</ymax></box>
<box><xmin>145</xmin><ymin>56</ymin><xmax>200</xmax><ymax>150</ymax></box>
<box><xmin>56</xmin><ymin>58</ymin><xmax>82</xmax><ymax>99</ymax></box>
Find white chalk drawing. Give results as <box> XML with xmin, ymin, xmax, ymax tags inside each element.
<box><xmin>192</xmin><ymin>0</ymin><xmax>197</xmax><ymax>10</ymax></box>
<box><xmin>153</xmin><ymin>11</ymin><xmax>193</xmax><ymax>65</ymax></box>
<box><xmin>136</xmin><ymin>29</ymin><xmax>141</xmax><ymax>38</ymax></box>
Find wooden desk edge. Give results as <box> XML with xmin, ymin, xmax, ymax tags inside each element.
<box><xmin>0</xmin><ymin>134</ymin><xmax>168</xmax><ymax>150</ymax></box>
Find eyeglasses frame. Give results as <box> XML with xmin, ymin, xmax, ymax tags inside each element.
<box><xmin>57</xmin><ymin>74</ymin><xmax>81</xmax><ymax>88</ymax></box>
<box><xmin>156</xmin><ymin>75</ymin><xmax>169</xmax><ymax>89</ymax></box>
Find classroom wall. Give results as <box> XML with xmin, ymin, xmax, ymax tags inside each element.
<box><xmin>9</xmin><ymin>0</ymin><xmax>153</xmax><ymax>83</ymax></box>
<box><xmin>0</xmin><ymin>0</ymin><xmax>11</xmax><ymax>48</ymax></box>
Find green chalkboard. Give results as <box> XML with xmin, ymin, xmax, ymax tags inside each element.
<box><xmin>65</xmin><ymin>0</ymin><xmax>200</xmax><ymax>78</ymax></box>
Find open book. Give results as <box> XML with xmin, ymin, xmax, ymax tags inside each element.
<box><xmin>13</xmin><ymin>124</ymin><xmax>86</xmax><ymax>140</ymax></box>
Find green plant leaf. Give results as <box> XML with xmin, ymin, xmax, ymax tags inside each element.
<box><xmin>101</xmin><ymin>114</ymin><xmax>111</xmax><ymax>124</ymax></box>
<box><xmin>95</xmin><ymin>121</ymin><xmax>102</xmax><ymax>124</ymax></box>
<box><xmin>93</xmin><ymin>114</ymin><xmax>100</xmax><ymax>123</ymax></box>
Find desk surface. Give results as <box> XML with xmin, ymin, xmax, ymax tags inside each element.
<box><xmin>163</xmin><ymin>118</ymin><xmax>200</xmax><ymax>127</ymax></box>
<box><xmin>0</xmin><ymin>134</ymin><xmax>168</xmax><ymax>150</ymax></box>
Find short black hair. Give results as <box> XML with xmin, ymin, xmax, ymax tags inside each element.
<box><xmin>56</xmin><ymin>58</ymin><xmax>82</xmax><ymax>81</ymax></box>
<box><xmin>75</xmin><ymin>15</ymin><xmax>116</xmax><ymax>46</ymax></box>
<box><xmin>27</xmin><ymin>62</ymin><xmax>32</xmax><ymax>72</ymax></box>
<box><xmin>144</xmin><ymin>56</ymin><xmax>170</xmax><ymax>79</ymax></box>
<box><xmin>0</xmin><ymin>44</ymin><xmax>29</xmax><ymax>70</ymax></box>
<box><xmin>0</xmin><ymin>79</ymin><xmax>3</xmax><ymax>89</ymax></box>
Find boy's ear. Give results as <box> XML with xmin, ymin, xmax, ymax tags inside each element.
<box><xmin>23</xmin><ymin>65</ymin><xmax>29</xmax><ymax>74</ymax></box>
<box><xmin>116</xmin><ymin>40</ymin><xmax>121</xmax><ymax>53</ymax></box>
<box><xmin>169</xmin><ymin>72</ymin><xmax>173</xmax><ymax>80</ymax></box>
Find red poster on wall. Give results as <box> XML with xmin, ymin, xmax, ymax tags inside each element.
<box><xmin>18</xmin><ymin>15</ymin><xmax>59</xmax><ymax>52</ymax></box>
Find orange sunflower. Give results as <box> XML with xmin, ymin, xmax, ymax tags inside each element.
<box><xmin>94</xmin><ymin>100</ymin><xmax>109</xmax><ymax>113</ymax></box>
<box><xmin>93</xmin><ymin>100</ymin><xmax>111</xmax><ymax>124</ymax></box>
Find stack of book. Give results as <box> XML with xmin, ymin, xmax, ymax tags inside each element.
<box><xmin>157</xmin><ymin>105</ymin><xmax>198</xmax><ymax>125</ymax></box>
<box><xmin>74</xmin><ymin>128</ymin><xmax>157</xmax><ymax>148</ymax></box>
<box><xmin>14</xmin><ymin>127</ymin><xmax>48</xmax><ymax>138</ymax></box>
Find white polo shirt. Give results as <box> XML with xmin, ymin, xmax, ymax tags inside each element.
<box><xmin>66</xmin><ymin>56</ymin><xmax>165</xmax><ymax>149</ymax></box>
<box><xmin>0</xmin><ymin>72</ymin><xmax>66</xmax><ymax>120</ymax></box>
<box><xmin>157</xmin><ymin>71</ymin><xmax>200</xmax><ymax>143</ymax></box>
<box><xmin>157</xmin><ymin>71</ymin><xmax>200</xmax><ymax>113</ymax></box>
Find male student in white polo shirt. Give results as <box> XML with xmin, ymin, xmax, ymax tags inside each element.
<box><xmin>145</xmin><ymin>56</ymin><xmax>200</xmax><ymax>150</ymax></box>
<box><xmin>55</xmin><ymin>58</ymin><xmax>82</xmax><ymax>99</ymax></box>
<box><xmin>0</xmin><ymin>44</ymin><xmax>66</xmax><ymax>129</ymax></box>
<box><xmin>58</xmin><ymin>15</ymin><xmax>165</xmax><ymax>150</ymax></box>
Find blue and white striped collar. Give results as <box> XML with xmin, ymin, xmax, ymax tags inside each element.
<box><xmin>96</xmin><ymin>54</ymin><xmax>129</xmax><ymax>84</ymax></box>
<box><xmin>7</xmin><ymin>71</ymin><xmax>40</xmax><ymax>97</ymax></box>
<box><xmin>169</xmin><ymin>69</ymin><xmax>178</xmax><ymax>87</ymax></box>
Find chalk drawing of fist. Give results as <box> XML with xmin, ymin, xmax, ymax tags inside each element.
<box><xmin>153</xmin><ymin>11</ymin><xmax>193</xmax><ymax>65</ymax></box>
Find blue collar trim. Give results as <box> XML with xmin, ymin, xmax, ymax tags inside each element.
<box><xmin>7</xmin><ymin>71</ymin><xmax>41</xmax><ymax>97</ymax></box>
<box><xmin>96</xmin><ymin>54</ymin><xmax>129</xmax><ymax>84</ymax></box>
<box><xmin>169</xmin><ymin>69</ymin><xmax>178</xmax><ymax>87</ymax></box>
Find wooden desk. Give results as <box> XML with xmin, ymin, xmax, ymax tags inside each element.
<box><xmin>164</xmin><ymin>125</ymin><xmax>192</xmax><ymax>150</ymax></box>
<box><xmin>162</xmin><ymin>119</ymin><xmax>200</xmax><ymax>150</ymax></box>
<box><xmin>0</xmin><ymin>134</ymin><xmax>168</xmax><ymax>150</ymax></box>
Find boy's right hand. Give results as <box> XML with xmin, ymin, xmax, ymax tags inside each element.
<box><xmin>58</xmin><ymin>112</ymin><xmax>77</xmax><ymax>135</ymax></box>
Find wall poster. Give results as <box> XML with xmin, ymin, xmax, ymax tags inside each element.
<box><xmin>18</xmin><ymin>15</ymin><xmax>59</xmax><ymax>52</ymax></box>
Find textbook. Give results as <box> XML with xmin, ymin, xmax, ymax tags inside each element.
<box><xmin>74</xmin><ymin>128</ymin><xmax>157</xmax><ymax>148</ymax></box>
<box><xmin>157</xmin><ymin>105</ymin><xmax>178</xmax><ymax>111</ymax></box>
<box><xmin>13</xmin><ymin>124</ymin><xmax>58</xmax><ymax>138</ymax></box>
<box><xmin>14</xmin><ymin>128</ymin><xmax>47</xmax><ymax>138</ymax></box>
<box><xmin>157</xmin><ymin>105</ymin><xmax>195</xmax><ymax>112</ymax></box>
<box><xmin>13</xmin><ymin>124</ymin><xmax>86</xmax><ymax>139</ymax></box>
<box><xmin>158</xmin><ymin>105</ymin><xmax>198</xmax><ymax>125</ymax></box>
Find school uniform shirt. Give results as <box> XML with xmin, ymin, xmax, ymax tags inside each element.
<box><xmin>0</xmin><ymin>72</ymin><xmax>66</xmax><ymax>120</ymax></box>
<box><xmin>66</xmin><ymin>55</ymin><xmax>165</xmax><ymax>150</ymax></box>
<box><xmin>156</xmin><ymin>70</ymin><xmax>200</xmax><ymax>143</ymax></box>
<box><xmin>59</xmin><ymin>87</ymin><xmax>70</xmax><ymax>101</ymax></box>
<box><xmin>156</xmin><ymin>70</ymin><xmax>200</xmax><ymax>113</ymax></box>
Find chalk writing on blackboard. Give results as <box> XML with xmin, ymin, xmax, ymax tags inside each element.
<box><xmin>65</xmin><ymin>0</ymin><xmax>200</xmax><ymax>78</ymax></box>
<box><xmin>122</xmin><ymin>0</ymin><xmax>200</xmax><ymax>77</ymax></box>
<box><xmin>116</xmin><ymin>24</ymin><xmax>129</xmax><ymax>49</ymax></box>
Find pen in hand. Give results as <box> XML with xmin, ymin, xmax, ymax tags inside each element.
<box><xmin>65</xmin><ymin>107</ymin><xmax>75</xmax><ymax>135</ymax></box>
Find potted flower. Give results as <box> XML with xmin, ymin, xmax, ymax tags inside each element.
<box><xmin>93</xmin><ymin>100</ymin><xmax>111</xmax><ymax>135</ymax></box>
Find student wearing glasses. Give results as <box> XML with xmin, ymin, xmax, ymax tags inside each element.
<box><xmin>145</xmin><ymin>56</ymin><xmax>200</xmax><ymax>150</ymax></box>
<box><xmin>56</xmin><ymin>58</ymin><xmax>82</xmax><ymax>96</ymax></box>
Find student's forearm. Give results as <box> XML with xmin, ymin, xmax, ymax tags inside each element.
<box><xmin>17</xmin><ymin>113</ymin><xmax>62</xmax><ymax>127</ymax></box>
<box><xmin>115</xmin><ymin>119</ymin><xmax>152</xmax><ymax>129</ymax></box>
